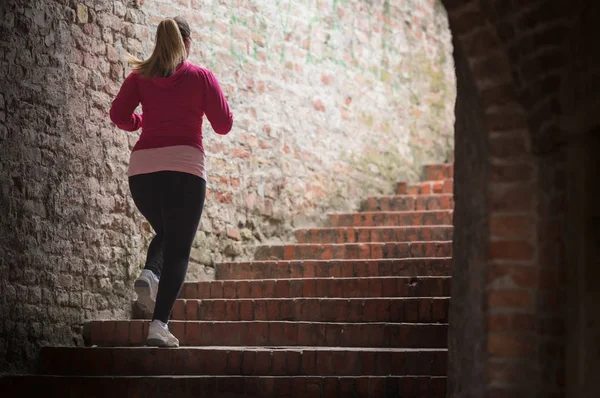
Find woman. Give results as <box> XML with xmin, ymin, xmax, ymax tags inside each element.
<box><xmin>110</xmin><ymin>17</ymin><xmax>233</xmax><ymax>347</ymax></box>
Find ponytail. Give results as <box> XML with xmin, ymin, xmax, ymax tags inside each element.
<box><xmin>127</xmin><ymin>18</ymin><xmax>188</xmax><ymax>79</ymax></box>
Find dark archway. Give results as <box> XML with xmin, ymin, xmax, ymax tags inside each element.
<box><xmin>443</xmin><ymin>0</ymin><xmax>600</xmax><ymax>396</ymax></box>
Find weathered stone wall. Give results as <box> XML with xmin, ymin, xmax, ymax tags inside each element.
<box><xmin>0</xmin><ymin>0</ymin><xmax>454</xmax><ymax>372</ymax></box>
<box><xmin>0</xmin><ymin>0</ymin><xmax>152</xmax><ymax>372</ymax></box>
<box><xmin>134</xmin><ymin>0</ymin><xmax>456</xmax><ymax>276</ymax></box>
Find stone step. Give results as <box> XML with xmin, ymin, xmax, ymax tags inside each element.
<box><xmin>361</xmin><ymin>194</ymin><xmax>454</xmax><ymax>212</ymax></box>
<box><xmin>254</xmin><ymin>242</ymin><xmax>452</xmax><ymax>261</ymax></box>
<box><xmin>295</xmin><ymin>226</ymin><xmax>454</xmax><ymax>244</ymax></box>
<box><xmin>1</xmin><ymin>375</ymin><xmax>448</xmax><ymax>397</ymax></box>
<box><xmin>215</xmin><ymin>258</ymin><xmax>452</xmax><ymax>280</ymax></box>
<box><xmin>38</xmin><ymin>346</ymin><xmax>448</xmax><ymax>377</ymax></box>
<box><xmin>395</xmin><ymin>180</ymin><xmax>453</xmax><ymax>195</ymax></box>
<box><xmin>154</xmin><ymin>297</ymin><xmax>450</xmax><ymax>323</ymax></box>
<box><xmin>328</xmin><ymin>210</ymin><xmax>453</xmax><ymax>227</ymax></box>
<box><xmin>180</xmin><ymin>276</ymin><xmax>452</xmax><ymax>300</ymax></box>
<box><xmin>83</xmin><ymin>320</ymin><xmax>448</xmax><ymax>348</ymax></box>
<box><xmin>423</xmin><ymin>163</ymin><xmax>454</xmax><ymax>181</ymax></box>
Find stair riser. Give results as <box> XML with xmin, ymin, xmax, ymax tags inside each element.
<box><xmin>215</xmin><ymin>258</ymin><xmax>452</xmax><ymax>280</ymax></box>
<box><xmin>1</xmin><ymin>376</ymin><xmax>448</xmax><ymax>398</ymax></box>
<box><xmin>295</xmin><ymin>226</ymin><xmax>453</xmax><ymax>244</ymax></box>
<box><xmin>147</xmin><ymin>298</ymin><xmax>451</xmax><ymax>323</ymax></box>
<box><xmin>85</xmin><ymin>321</ymin><xmax>448</xmax><ymax>348</ymax></box>
<box><xmin>39</xmin><ymin>348</ymin><xmax>448</xmax><ymax>377</ymax></box>
<box><xmin>181</xmin><ymin>277</ymin><xmax>452</xmax><ymax>300</ymax></box>
<box><xmin>396</xmin><ymin>180</ymin><xmax>453</xmax><ymax>195</ymax></box>
<box><xmin>361</xmin><ymin>196</ymin><xmax>454</xmax><ymax>212</ymax></box>
<box><xmin>329</xmin><ymin>212</ymin><xmax>453</xmax><ymax>228</ymax></box>
<box><xmin>423</xmin><ymin>164</ymin><xmax>454</xmax><ymax>181</ymax></box>
<box><xmin>255</xmin><ymin>242</ymin><xmax>452</xmax><ymax>261</ymax></box>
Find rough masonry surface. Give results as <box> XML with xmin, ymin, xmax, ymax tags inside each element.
<box><xmin>0</xmin><ymin>0</ymin><xmax>454</xmax><ymax>371</ymax></box>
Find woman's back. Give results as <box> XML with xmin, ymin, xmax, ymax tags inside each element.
<box><xmin>110</xmin><ymin>60</ymin><xmax>233</xmax><ymax>153</ymax></box>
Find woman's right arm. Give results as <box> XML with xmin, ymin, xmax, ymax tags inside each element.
<box><xmin>202</xmin><ymin>70</ymin><xmax>233</xmax><ymax>135</ymax></box>
<box><xmin>110</xmin><ymin>72</ymin><xmax>143</xmax><ymax>132</ymax></box>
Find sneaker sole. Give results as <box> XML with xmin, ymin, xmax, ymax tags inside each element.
<box><xmin>134</xmin><ymin>279</ymin><xmax>155</xmax><ymax>314</ymax></box>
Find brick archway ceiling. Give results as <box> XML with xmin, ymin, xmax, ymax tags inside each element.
<box><xmin>444</xmin><ymin>0</ymin><xmax>567</xmax><ymax>156</ymax></box>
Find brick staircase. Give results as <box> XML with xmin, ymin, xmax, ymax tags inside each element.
<box><xmin>1</xmin><ymin>163</ymin><xmax>454</xmax><ymax>397</ymax></box>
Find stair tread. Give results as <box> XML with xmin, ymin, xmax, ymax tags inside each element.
<box><xmin>331</xmin><ymin>210</ymin><xmax>452</xmax><ymax>215</ymax></box>
<box><xmin>408</xmin><ymin>178</ymin><xmax>453</xmax><ymax>183</ymax></box>
<box><xmin>296</xmin><ymin>226</ymin><xmax>454</xmax><ymax>230</ymax></box>
<box><xmin>217</xmin><ymin>257</ymin><xmax>452</xmax><ymax>265</ymax></box>
<box><xmin>46</xmin><ymin>346</ymin><xmax>448</xmax><ymax>352</ymax></box>
<box><xmin>89</xmin><ymin>320</ymin><xmax>449</xmax><ymax>325</ymax></box>
<box><xmin>367</xmin><ymin>193</ymin><xmax>453</xmax><ymax>197</ymax></box>
<box><xmin>259</xmin><ymin>241</ymin><xmax>452</xmax><ymax>246</ymax></box>
<box><xmin>189</xmin><ymin>276</ymin><xmax>451</xmax><ymax>283</ymax></box>
<box><xmin>173</xmin><ymin>297</ymin><xmax>451</xmax><ymax>301</ymax></box>
<box><xmin>0</xmin><ymin>373</ymin><xmax>446</xmax><ymax>380</ymax></box>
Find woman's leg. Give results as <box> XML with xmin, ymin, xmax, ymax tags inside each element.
<box><xmin>129</xmin><ymin>173</ymin><xmax>166</xmax><ymax>273</ymax></box>
<box><xmin>152</xmin><ymin>171</ymin><xmax>206</xmax><ymax>324</ymax></box>
<box><xmin>128</xmin><ymin>173</ymin><xmax>166</xmax><ymax>313</ymax></box>
<box><xmin>143</xmin><ymin>234</ymin><xmax>164</xmax><ymax>278</ymax></box>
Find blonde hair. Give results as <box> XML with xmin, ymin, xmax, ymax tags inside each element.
<box><xmin>128</xmin><ymin>18</ymin><xmax>190</xmax><ymax>79</ymax></box>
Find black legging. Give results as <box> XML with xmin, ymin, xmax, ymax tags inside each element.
<box><xmin>129</xmin><ymin>171</ymin><xmax>206</xmax><ymax>324</ymax></box>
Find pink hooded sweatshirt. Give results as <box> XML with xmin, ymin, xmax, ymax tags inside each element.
<box><xmin>110</xmin><ymin>61</ymin><xmax>233</xmax><ymax>178</ymax></box>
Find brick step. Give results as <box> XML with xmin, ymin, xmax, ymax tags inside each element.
<box><xmin>295</xmin><ymin>226</ymin><xmax>453</xmax><ymax>244</ymax></box>
<box><xmin>395</xmin><ymin>180</ymin><xmax>453</xmax><ymax>195</ymax></box>
<box><xmin>0</xmin><ymin>375</ymin><xmax>447</xmax><ymax>397</ymax></box>
<box><xmin>254</xmin><ymin>242</ymin><xmax>452</xmax><ymax>261</ymax></box>
<box><xmin>83</xmin><ymin>321</ymin><xmax>448</xmax><ymax>348</ymax></box>
<box><xmin>152</xmin><ymin>297</ymin><xmax>450</xmax><ymax>323</ymax></box>
<box><xmin>180</xmin><ymin>276</ymin><xmax>452</xmax><ymax>300</ymax></box>
<box><xmin>215</xmin><ymin>258</ymin><xmax>452</xmax><ymax>280</ymax></box>
<box><xmin>328</xmin><ymin>210</ymin><xmax>453</xmax><ymax>227</ymax></box>
<box><xmin>422</xmin><ymin>163</ymin><xmax>454</xmax><ymax>181</ymax></box>
<box><xmin>38</xmin><ymin>346</ymin><xmax>448</xmax><ymax>377</ymax></box>
<box><xmin>361</xmin><ymin>194</ymin><xmax>454</xmax><ymax>212</ymax></box>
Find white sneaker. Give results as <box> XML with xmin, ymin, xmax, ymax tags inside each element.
<box><xmin>147</xmin><ymin>320</ymin><xmax>179</xmax><ymax>347</ymax></box>
<box><xmin>134</xmin><ymin>269</ymin><xmax>159</xmax><ymax>314</ymax></box>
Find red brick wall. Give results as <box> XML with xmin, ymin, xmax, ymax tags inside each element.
<box><xmin>444</xmin><ymin>0</ymin><xmax>569</xmax><ymax>396</ymax></box>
